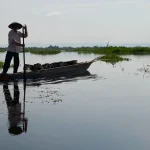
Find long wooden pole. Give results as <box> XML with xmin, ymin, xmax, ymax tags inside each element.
<box><xmin>22</xmin><ymin>26</ymin><xmax>26</xmax><ymax>83</ymax></box>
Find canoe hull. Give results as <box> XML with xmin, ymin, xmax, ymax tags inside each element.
<box><xmin>6</xmin><ymin>61</ymin><xmax>92</xmax><ymax>81</ymax></box>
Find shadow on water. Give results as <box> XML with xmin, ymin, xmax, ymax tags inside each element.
<box><xmin>3</xmin><ymin>82</ymin><xmax>28</xmax><ymax>136</ymax></box>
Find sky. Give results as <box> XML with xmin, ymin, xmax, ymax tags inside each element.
<box><xmin>0</xmin><ymin>0</ymin><xmax>150</xmax><ymax>47</ymax></box>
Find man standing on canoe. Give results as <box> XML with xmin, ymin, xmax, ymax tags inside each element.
<box><xmin>2</xmin><ymin>22</ymin><xmax>28</xmax><ymax>74</ymax></box>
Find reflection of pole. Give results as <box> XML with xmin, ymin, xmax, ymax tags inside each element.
<box><xmin>23</xmin><ymin>80</ymin><xmax>27</xmax><ymax>132</ymax></box>
<box><xmin>23</xmin><ymin>83</ymin><xmax>25</xmax><ymax>131</ymax></box>
<box><xmin>22</xmin><ymin>82</ymin><xmax>28</xmax><ymax>133</ymax></box>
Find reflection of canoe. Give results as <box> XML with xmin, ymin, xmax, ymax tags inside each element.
<box><xmin>0</xmin><ymin>57</ymin><xmax>99</xmax><ymax>81</ymax></box>
<box><xmin>27</xmin><ymin>70</ymin><xmax>95</xmax><ymax>86</ymax></box>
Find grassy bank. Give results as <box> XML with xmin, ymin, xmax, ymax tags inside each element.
<box><xmin>0</xmin><ymin>48</ymin><xmax>6</xmax><ymax>52</ymax></box>
<box><xmin>0</xmin><ymin>61</ymin><xmax>13</xmax><ymax>69</ymax></box>
<box><xmin>25</xmin><ymin>48</ymin><xmax>61</xmax><ymax>55</ymax></box>
<box><xmin>65</xmin><ymin>46</ymin><xmax>150</xmax><ymax>55</ymax></box>
<box><xmin>0</xmin><ymin>48</ymin><xmax>61</xmax><ymax>55</ymax></box>
<box><xmin>0</xmin><ymin>61</ymin><xmax>4</xmax><ymax>68</ymax></box>
<box><xmin>1</xmin><ymin>46</ymin><xmax>150</xmax><ymax>55</ymax></box>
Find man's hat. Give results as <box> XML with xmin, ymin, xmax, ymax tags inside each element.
<box><xmin>8</xmin><ymin>126</ymin><xmax>23</xmax><ymax>135</ymax></box>
<box><xmin>8</xmin><ymin>22</ymin><xmax>23</xmax><ymax>30</ymax></box>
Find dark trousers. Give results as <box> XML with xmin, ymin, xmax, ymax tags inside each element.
<box><xmin>3</xmin><ymin>51</ymin><xmax>20</xmax><ymax>73</ymax></box>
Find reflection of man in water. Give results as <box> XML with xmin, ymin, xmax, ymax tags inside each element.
<box><xmin>3</xmin><ymin>82</ymin><xmax>28</xmax><ymax>136</ymax></box>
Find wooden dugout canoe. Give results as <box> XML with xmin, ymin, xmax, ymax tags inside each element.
<box><xmin>0</xmin><ymin>57</ymin><xmax>99</xmax><ymax>81</ymax></box>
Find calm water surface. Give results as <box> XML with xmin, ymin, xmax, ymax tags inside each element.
<box><xmin>0</xmin><ymin>52</ymin><xmax>150</xmax><ymax>150</ymax></box>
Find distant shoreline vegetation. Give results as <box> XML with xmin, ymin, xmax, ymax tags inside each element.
<box><xmin>1</xmin><ymin>45</ymin><xmax>150</xmax><ymax>55</ymax></box>
<box><xmin>25</xmin><ymin>48</ymin><xmax>61</xmax><ymax>55</ymax></box>
<box><xmin>64</xmin><ymin>46</ymin><xmax>150</xmax><ymax>55</ymax></box>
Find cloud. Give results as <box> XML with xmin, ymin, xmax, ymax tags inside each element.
<box><xmin>46</xmin><ymin>12</ymin><xmax>63</xmax><ymax>17</ymax></box>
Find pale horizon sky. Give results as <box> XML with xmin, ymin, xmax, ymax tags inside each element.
<box><xmin>1</xmin><ymin>0</ymin><xmax>150</xmax><ymax>47</ymax></box>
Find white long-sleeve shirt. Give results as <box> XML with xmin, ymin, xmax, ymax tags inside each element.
<box><xmin>8</xmin><ymin>30</ymin><xmax>23</xmax><ymax>53</ymax></box>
